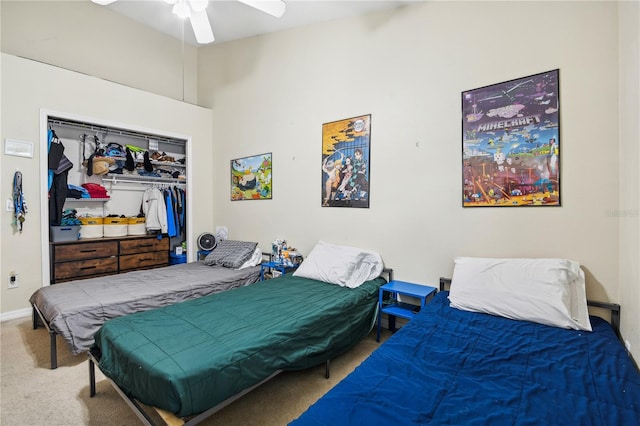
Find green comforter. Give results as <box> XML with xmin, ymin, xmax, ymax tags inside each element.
<box><xmin>93</xmin><ymin>273</ymin><xmax>385</xmax><ymax>417</ymax></box>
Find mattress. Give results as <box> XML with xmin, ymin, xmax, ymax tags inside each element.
<box><xmin>292</xmin><ymin>291</ymin><xmax>640</xmax><ymax>425</ymax></box>
<box><xmin>93</xmin><ymin>273</ymin><xmax>385</xmax><ymax>417</ymax></box>
<box><xmin>30</xmin><ymin>262</ymin><xmax>260</xmax><ymax>354</ymax></box>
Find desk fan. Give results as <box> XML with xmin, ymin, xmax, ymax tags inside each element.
<box><xmin>197</xmin><ymin>232</ymin><xmax>217</xmax><ymax>252</ymax></box>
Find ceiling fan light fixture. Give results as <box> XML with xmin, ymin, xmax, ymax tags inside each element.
<box><xmin>189</xmin><ymin>0</ymin><xmax>209</xmax><ymax>12</ymax></box>
<box><xmin>172</xmin><ymin>0</ymin><xmax>191</xmax><ymax>19</ymax></box>
<box><xmin>93</xmin><ymin>0</ymin><xmax>284</xmax><ymax>45</ymax></box>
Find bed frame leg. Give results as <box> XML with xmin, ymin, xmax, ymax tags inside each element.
<box><xmin>89</xmin><ymin>357</ymin><xmax>96</xmax><ymax>397</ymax></box>
<box><xmin>49</xmin><ymin>331</ymin><xmax>57</xmax><ymax>370</ymax></box>
<box><xmin>325</xmin><ymin>360</ymin><xmax>330</xmax><ymax>379</ymax></box>
<box><xmin>32</xmin><ymin>306</ymin><xmax>39</xmax><ymax>329</ymax></box>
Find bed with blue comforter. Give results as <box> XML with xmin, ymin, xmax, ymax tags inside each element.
<box><xmin>292</xmin><ymin>290</ymin><xmax>640</xmax><ymax>425</ymax></box>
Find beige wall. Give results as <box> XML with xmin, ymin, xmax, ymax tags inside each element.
<box><xmin>1</xmin><ymin>1</ymin><xmax>637</xmax><ymax>361</ymax></box>
<box><xmin>0</xmin><ymin>53</ymin><xmax>213</xmax><ymax>317</ymax></box>
<box><xmin>199</xmin><ymin>1</ymin><xmax>638</xmax><ymax>360</ymax></box>
<box><xmin>617</xmin><ymin>0</ymin><xmax>640</xmax><ymax>362</ymax></box>
<box><xmin>1</xmin><ymin>0</ymin><xmax>198</xmax><ymax>104</ymax></box>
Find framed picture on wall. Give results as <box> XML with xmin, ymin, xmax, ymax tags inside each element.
<box><xmin>321</xmin><ymin>114</ymin><xmax>371</xmax><ymax>208</ymax></box>
<box><xmin>462</xmin><ymin>69</ymin><xmax>560</xmax><ymax>207</ymax></box>
<box><xmin>230</xmin><ymin>152</ymin><xmax>272</xmax><ymax>201</ymax></box>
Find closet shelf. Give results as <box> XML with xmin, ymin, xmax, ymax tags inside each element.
<box><xmin>102</xmin><ymin>174</ymin><xmax>186</xmax><ymax>186</ymax></box>
<box><xmin>65</xmin><ymin>198</ymin><xmax>110</xmax><ymax>202</ymax></box>
<box><xmin>48</xmin><ymin>117</ymin><xmax>187</xmax><ymax>148</ymax></box>
<box><xmin>110</xmin><ymin>156</ymin><xmax>186</xmax><ymax>168</ymax></box>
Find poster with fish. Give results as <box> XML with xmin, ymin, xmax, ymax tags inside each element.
<box><xmin>462</xmin><ymin>70</ymin><xmax>560</xmax><ymax>207</ymax></box>
<box><xmin>231</xmin><ymin>153</ymin><xmax>272</xmax><ymax>200</ymax></box>
<box><xmin>321</xmin><ymin>114</ymin><xmax>371</xmax><ymax>208</ymax></box>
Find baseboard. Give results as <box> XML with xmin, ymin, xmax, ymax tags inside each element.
<box><xmin>1</xmin><ymin>307</ymin><xmax>31</xmax><ymax>322</ymax></box>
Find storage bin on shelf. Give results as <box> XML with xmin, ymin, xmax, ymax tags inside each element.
<box><xmin>50</xmin><ymin>225</ymin><xmax>81</xmax><ymax>242</ymax></box>
<box><xmin>127</xmin><ymin>216</ymin><xmax>147</xmax><ymax>236</ymax></box>
<box><xmin>79</xmin><ymin>216</ymin><xmax>104</xmax><ymax>239</ymax></box>
<box><xmin>103</xmin><ymin>217</ymin><xmax>128</xmax><ymax>237</ymax></box>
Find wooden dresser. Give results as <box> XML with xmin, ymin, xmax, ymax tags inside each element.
<box><xmin>50</xmin><ymin>235</ymin><xmax>170</xmax><ymax>283</ymax></box>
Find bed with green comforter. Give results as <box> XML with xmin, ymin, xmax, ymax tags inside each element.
<box><xmin>91</xmin><ymin>272</ymin><xmax>386</xmax><ymax>419</ymax></box>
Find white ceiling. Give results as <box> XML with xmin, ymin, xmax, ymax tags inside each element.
<box><xmin>98</xmin><ymin>0</ymin><xmax>414</xmax><ymax>46</ymax></box>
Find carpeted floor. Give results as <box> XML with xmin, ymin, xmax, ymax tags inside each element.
<box><xmin>0</xmin><ymin>315</ymin><xmax>391</xmax><ymax>425</ymax></box>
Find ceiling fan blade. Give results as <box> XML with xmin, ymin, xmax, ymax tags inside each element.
<box><xmin>237</xmin><ymin>0</ymin><xmax>286</xmax><ymax>18</ymax></box>
<box><xmin>189</xmin><ymin>9</ymin><xmax>215</xmax><ymax>44</ymax></box>
<box><xmin>91</xmin><ymin>0</ymin><xmax>118</xmax><ymax>5</ymax></box>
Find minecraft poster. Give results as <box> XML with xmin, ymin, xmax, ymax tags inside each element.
<box><xmin>321</xmin><ymin>114</ymin><xmax>371</xmax><ymax>208</ymax></box>
<box><xmin>462</xmin><ymin>70</ymin><xmax>560</xmax><ymax>207</ymax></box>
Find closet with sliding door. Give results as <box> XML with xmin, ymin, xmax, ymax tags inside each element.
<box><xmin>47</xmin><ymin>116</ymin><xmax>188</xmax><ymax>284</ymax></box>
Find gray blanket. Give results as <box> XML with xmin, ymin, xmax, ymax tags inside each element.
<box><xmin>29</xmin><ymin>262</ymin><xmax>261</xmax><ymax>355</ymax></box>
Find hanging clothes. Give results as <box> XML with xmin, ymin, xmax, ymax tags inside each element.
<box><xmin>182</xmin><ymin>189</ymin><xmax>186</xmax><ymax>231</ymax></box>
<box><xmin>48</xmin><ymin>130</ymin><xmax>64</xmax><ymax>172</ymax></box>
<box><xmin>164</xmin><ymin>188</ymin><xmax>177</xmax><ymax>238</ymax></box>
<box><xmin>47</xmin><ymin>130</ymin><xmax>73</xmax><ymax>226</ymax></box>
<box><xmin>49</xmin><ymin>172</ymin><xmax>69</xmax><ymax>226</ymax></box>
<box><xmin>167</xmin><ymin>186</ymin><xmax>186</xmax><ymax>237</ymax></box>
<box><xmin>47</xmin><ymin>129</ymin><xmax>57</xmax><ymax>192</ymax></box>
<box><xmin>142</xmin><ymin>187</ymin><xmax>168</xmax><ymax>233</ymax></box>
<box><xmin>173</xmin><ymin>186</ymin><xmax>185</xmax><ymax>237</ymax></box>
<box><xmin>179</xmin><ymin>187</ymin><xmax>186</xmax><ymax>236</ymax></box>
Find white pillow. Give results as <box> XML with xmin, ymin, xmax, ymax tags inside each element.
<box><xmin>448</xmin><ymin>257</ymin><xmax>591</xmax><ymax>331</ymax></box>
<box><xmin>292</xmin><ymin>241</ymin><xmax>384</xmax><ymax>288</ymax></box>
<box><xmin>238</xmin><ymin>246</ymin><xmax>263</xmax><ymax>270</ymax></box>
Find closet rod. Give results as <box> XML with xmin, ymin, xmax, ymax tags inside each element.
<box><xmin>102</xmin><ymin>176</ymin><xmax>186</xmax><ymax>187</ymax></box>
<box><xmin>48</xmin><ymin>118</ymin><xmax>187</xmax><ymax>148</ymax></box>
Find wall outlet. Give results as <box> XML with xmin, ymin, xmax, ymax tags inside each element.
<box><xmin>6</xmin><ymin>199</ymin><xmax>13</xmax><ymax>211</ymax></box>
<box><xmin>8</xmin><ymin>272</ymin><xmax>18</xmax><ymax>289</ymax></box>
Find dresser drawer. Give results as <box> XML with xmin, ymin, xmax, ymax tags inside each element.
<box><xmin>54</xmin><ymin>257</ymin><xmax>118</xmax><ymax>281</ymax></box>
<box><xmin>119</xmin><ymin>251</ymin><xmax>169</xmax><ymax>272</ymax></box>
<box><xmin>54</xmin><ymin>241</ymin><xmax>118</xmax><ymax>262</ymax></box>
<box><xmin>120</xmin><ymin>237</ymin><xmax>169</xmax><ymax>255</ymax></box>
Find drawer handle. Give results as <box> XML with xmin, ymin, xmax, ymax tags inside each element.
<box><xmin>139</xmin><ymin>258</ymin><xmax>152</xmax><ymax>262</ymax></box>
<box><xmin>80</xmin><ymin>249</ymin><xmax>98</xmax><ymax>253</ymax></box>
<box><xmin>138</xmin><ymin>244</ymin><xmax>153</xmax><ymax>248</ymax></box>
<box><xmin>80</xmin><ymin>266</ymin><xmax>97</xmax><ymax>270</ymax></box>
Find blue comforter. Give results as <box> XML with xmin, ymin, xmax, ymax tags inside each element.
<box><xmin>292</xmin><ymin>291</ymin><xmax>640</xmax><ymax>425</ymax></box>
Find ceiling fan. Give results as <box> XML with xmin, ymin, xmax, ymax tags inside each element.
<box><xmin>91</xmin><ymin>0</ymin><xmax>286</xmax><ymax>44</ymax></box>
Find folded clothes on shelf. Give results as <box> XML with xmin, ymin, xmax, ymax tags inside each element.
<box><xmin>81</xmin><ymin>183</ymin><xmax>109</xmax><ymax>199</ymax></box>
